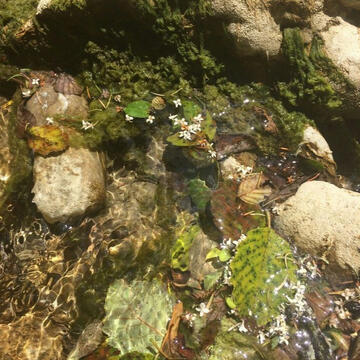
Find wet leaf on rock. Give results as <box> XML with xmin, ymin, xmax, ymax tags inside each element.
<box><xmin>27</xmin><ymin>125</ymin><xmax>69</xmax><ymax>156</ymax></box>
<box><xmin>124</xmin><ymin>100</ymin><xmax>151</xmax><ymax>118</ymax></box>
<box><xmin>103</xmin><ymin>279</ymin><xmax>175</xmax><ymax>355</ymax></box>
<box><xmin>238</xmin><ymin>173</ymin><xmax>272</xmax><ymax>205</ymax></box>
<box><xmin>166</xmin><ymin>133</ymin><xmax>199</xmax><ymax>147</ymax></box>
<box><xmin>211</xmin><ymin>181</ymin><xmax>266</xmax><ymax>240</ymax></box>
<box><xmin>187</xmin><ymin>178</ymin><xmax>212</xmax><ymax>211</ymax></box>
<box><xmin>230</xmin><ymin>227</ymin><xmax>298</xmax><ymax>326</ymax></box>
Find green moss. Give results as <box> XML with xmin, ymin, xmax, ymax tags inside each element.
<box><xmin>46</xmin><ymin>0</ymin><xmax>86</xmax><ymax>11</ymax></box>
<box><xmin>1</xmin><ymin>92</ymin><xmax>32</xmax><ymax>210</ymax></box>
<box><xmin>278</xmin><ymin>28</ymin><xmax>342</xmax><ymax>110</ymax></box>
<box><xmin>0</xmin><ymin>0</ymin><xmax>37</xmax><ymax>40</ymax></box>
<box><xmin>204</xmin><ymin>81</ymin><xmax>313</xmax><ymax>154</ymax></box>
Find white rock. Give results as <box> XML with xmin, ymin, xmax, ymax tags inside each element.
<box><xmin>211</xmin><ymin>0</ymin><xmax>282</xmax><ymax>57</ymax></box>
<box><xmin>298</xmin><ymin>126</ymin><xmax>334</xmax><ymax>163</ymax></box>
<box><xmin>274</xmin><ymin>181</ymin><xmax>360</xmax><ymax>277</ymax></box>
<box><xmin>32</xmin><ymin>147</ymin><xmax>106</xmax><ymax>223</ymax></box>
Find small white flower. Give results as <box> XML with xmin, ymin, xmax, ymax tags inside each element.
<box><xmin>243</xmin><ymin>98</ymin><xmax>250</xmax><ymax>104</ymax></box>
<box><xmin>257</xmin><ymin>330</ymin><xmax>266</xmax><ymax>344</ymax></box>
<box><xmin>81</xmin><ymin>120</ymin><xmax>95</xmax><ymax>130</ymax></box>
<box><xmin>114</xmin><ymin>94</ymin><xmax>122</xmax><ymax>103</ymax></box>
<box><xmin>196</xmin><ymin>302</ymin><xmax>210</xmax><ymax>317</ymax></box>
<box><xmin>173</xmin><ymin>98</ymin><xmax>182</xmax><ymax>108</ymax></box>
<box><xmin>169</xmin><ymin>114</ymin><xmax>178</xmax><ymax>121</ymax></box>
<box><xmin>208</xmin><ymin>150</ymin><xmax>217</xmax><ymax>158</ymax></box>
<box><xmin>188</xmin><ymin>123</ymin><xmax>201</xmax><ymax>134</ymax></box>
<box><xmin>42</xmin><ymin>102</ymin><xmax>48</xmax><ymax>110</ymax></box>
<box><xmin>146</xmin><ymin>115</ymin><xmax>155</xmax><ymax>124</ymax></box>
<box><xmin>193</xmin><ymin>114</ymin><xmax>204</xmax><ymax>123</ymax></box>
<box><xmin>238</xmin><ymin>320</ymin><xmax>248</xmax><ymax>333</ymax></box>
<box><xmin>22</xmin><ymin>89</ymin><xmax>31</xmax><ymax>98</ymax></box>
<box><xmin>32</xmin><ymin>78</ymin><xmax>40</xmax><ymax>86</ymax></box>
<box><xmin>125</xmin><ymin>114</ymin><xmax>133</xmax><ymax>122</ymax></box>
<box><xmin>45</xmin><ymin>117</ymin><xmax>54</xmax><ymax>125</ymax></box>
<box><xmin>174</xmin><ymin>117</ymin><xmax>187</xmax><ymax>127</ymax></box>
<box><xmin>179</xmin><ymin>130</ymin><xmax>192</xmax><ymax>141</ymax></box>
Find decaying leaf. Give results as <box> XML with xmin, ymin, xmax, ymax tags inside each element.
<box><xmin>211</xmin><ymin>181</ymin><xmax>266</xmax><ymax>240</ymax></box>
<box><xmin>27</xmin><ymin>125</ymin><xmax>69</xmax><ymax>156</ymax></box>
<box><xmin>161</xmin><ymin>301</ymin><xmax>183</xmax><ymax>358</ymax></box>
<box><xmin>103</xmin><ymin>279</ymin><xmax>175</xmax><ymax>355</ymax></box>
<box><xmin>238</xmin><ymin>173</ymin><xmax>272</xmax><ymax>205</ymax></box>
<box><xmin>230</xmin><ymin>227</ymin><xmax>298</xmax><ymax>326</ymax></box>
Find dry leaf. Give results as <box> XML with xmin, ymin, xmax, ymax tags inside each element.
<box><xmin>161</xmin><ymin>301</ymin><xmax>183</xmax><ymax>358</ymax></box>
<box><xmin>238</xmin><ymin>173</ymin><xmax>272</xmax><ymax>205</ymax></box>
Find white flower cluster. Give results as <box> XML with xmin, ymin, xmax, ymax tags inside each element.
<box><xmin>297</xmin><ymin>256</ymin><xmax>318</xmax><ymax>279</ymax></box>
<box><xmin>286</xmin><ymin>281</ymin><xmax>308</xmax><ymax>314</ymax></box>
<box><xmin>81</xmin><ymin>120</ymin><xmax>95</xmax><ymax>130</ymax></box>
<box><xmin>220</xmin><ymin>234</ymin><xmax>247</xmax><ymax>252</ymax></box>
<box><xmin>334</xmin><ymin>297</ymin><xmax>351</xmax><ymax>320</ymax></box>
<box><xmin>236</xmin><ymin>165</ymin><xmax>253</xmax><ymax>178</ymax></box>
<box><xmin>267</xmin><ymin>314</ymin><xmax>290</xmax><ymax>345</ymax></box>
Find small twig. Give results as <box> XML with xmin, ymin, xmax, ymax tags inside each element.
<box><xmin>98</xmin><ymin>98</ymin><xmax>106</xmax><ymax>109</ymax></box>
<box><xmin>308</xmin><ymin>172</ymin><xmax>320</xmax><ymax>182</ymax></box>
<box><xmin>266</xmin><ymin>210</ymin><xmax>271</xmax><ymax>228</ymax></box>
<box><xmin>86</xmin><ymin>86</ymin><xmax>91</xmax><ymax>99</ymax></box>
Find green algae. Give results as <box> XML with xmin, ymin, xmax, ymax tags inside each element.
<box><xmin>278</xmin><ymin>28</ymin><xmax>342</xmax><ymax>111</ymax></box>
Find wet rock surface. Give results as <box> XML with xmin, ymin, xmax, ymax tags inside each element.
<box><xmin>274</xmin><ymin>181</ymin><xmax>360</xmax><ymax>277</ymax></box>
<box><xmin>32</xmin><ymin>147</ymin><xmax>106</xmax><ymax>224</ymax></box>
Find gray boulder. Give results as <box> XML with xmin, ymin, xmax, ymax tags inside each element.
<box><xmin>32</xmin><ymin>147</ymin><xmax>106</xmax><ymax>223</ymax></box>
<box><xmin>274</xmin><ymin>181</ymin><xmax>360</xmax><ymax>278</ymax></box>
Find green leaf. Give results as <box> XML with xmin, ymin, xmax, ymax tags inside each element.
<box><xmin>103</xmin><ymin>279</ymin><xmax>175</xmax><ymax>354</ymax></box>
<box><xmin>124</xmin><ymin>100</ymin><xmax>151</xmax><ymax>118</ymax></box>
<box><xmin>187</xmin><ymin>178</ymin><xmax>212</xmax><ymax>211</ymax></box>
<box><xmin>166</xmin><ymin>133</ymin><xmax>198</xmax><ymax>147</ymax></box>
<box><xmin>204</xmin><ymin>271</ymin><xmax>223</xmax><ymax>290</ymax></box>
<box><xmin>27</xmin><ymin>125</ymin><xmax>69</xmax><ymax>156</ymax></box>
<box><xmin>230</xmin><ymin>227</ymin><xmax>298</xmax><ymax>326</ymax></box>
<box><xmin>183</xmin><ymin>100</ymin><xmax>201</xmax><ymax>121</ymax></box>
<box><xmin>206</xmin><ymin>248</ymin><xmax>231</xmax><ymax>262</ymax></box>
<box><xmin>225</xmin><ymin>297</ymin><xmax>236</xmax><ymax>309</ymax></box>
<box><xmin>202</xmin><ymin>112</ymin><xmax>216</xmax><ymax>140</ymax></box>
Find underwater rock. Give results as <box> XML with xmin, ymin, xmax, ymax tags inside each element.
<box><xmin>32</xmin><ymin>147</ymin><xmax>106</xmax><ymax>224</ymax></box>
<box><xmin>274</xmin><ymin>181</ymin><xmax>360</xmax><ymax>278</ymax></box>
<box><xmin>211</xmin><ymin>0</ymin><xmax>282</xmax><ymax>57</ymax></box>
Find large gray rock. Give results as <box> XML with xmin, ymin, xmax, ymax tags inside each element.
<box><xmin>32</xmin><ymin>147</ymin><xmax>106</xmax><ymax>223</ymax></box>
<box><xmin>25</xmin><ymin>83</ymin><xmax>88</xmax><ymax>125</ymax></box>
<box><xmin>312</xmin><ymin>14</ymin><xmax>360</xmax><ymax>88</ymax></box>
<box><xmin>211</xmin><ymin>0</ymin><xmax>282</xmax><ymax>57</ymax></box>
<box><xmin>274</xmin><ymin>181</ymin><xmax>360</xmax><ymax>277</ymax></box>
